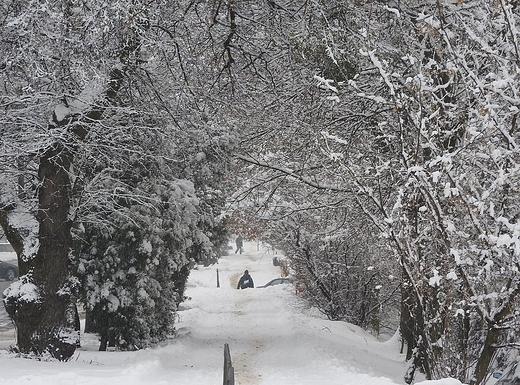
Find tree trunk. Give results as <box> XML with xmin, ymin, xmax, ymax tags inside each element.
<box><xmin>470</xmin><ymin>326</ymin><xmax>499</xmax><ymax>385</ymax></box>
<box><xmin>7</xmin><ymin>143</ymin><xmax>77</xmax><ymax>360</ymax></box>
<box><xmin>401</xmin><ymin>263</ymin><xmax>433</xmax><ymax>383</ymax></box>
<box><xmin>401</xmin><ymin>267</ymin><xmax>415</xmax><ymax>360</ymax></box>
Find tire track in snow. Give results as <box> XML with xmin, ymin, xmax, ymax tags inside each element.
<box><xmin>232</xmin><ymin>293</ymin><xmax>264</xmax><ymax>385</ymax></box>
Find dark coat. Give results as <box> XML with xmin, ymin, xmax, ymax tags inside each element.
<box><xmin>237</xmin><ymin>273</ymin><xmax>254</xmax><ymax>289</ymax></box>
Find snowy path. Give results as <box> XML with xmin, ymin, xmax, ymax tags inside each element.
<box><xmin>178</xmin><ymin>246</ymin><xmax>407</xmax><ymax>385</ymax></box>
<box><xmin>0</xmin><ymin>243</ymin><xmax>457</xmax><ymax>385</ymax></box>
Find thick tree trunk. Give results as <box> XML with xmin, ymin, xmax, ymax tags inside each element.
<box><xmin>6</xmin><ymin>143</ymin><xmax>77</xmax><ymax>360</ymax></box>
<box><xmin>35</xmin><ymin>143</ymin><xmax>76</xmax><ymax>359</ymax></box>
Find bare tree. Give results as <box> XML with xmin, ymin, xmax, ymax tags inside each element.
<box><xmin>231</xmin><ymin>0</ymin><xmax>520</xmax><ymax>384</ymax></box>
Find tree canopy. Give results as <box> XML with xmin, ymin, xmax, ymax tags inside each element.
<box><xmin>2</xmin><ymin>1</ymin><xmax>520</xmax><ymax>383</ymax></box>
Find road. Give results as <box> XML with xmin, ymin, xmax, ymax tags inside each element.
<box><xmin>0</xmin><ymin>277</ymin><xmax>15</xmax><ymax>350</ymax></box>
<box><xmin>0</xmin><ymin>279</ymin><xmax>14</xmax><ymax>333</ymax></box>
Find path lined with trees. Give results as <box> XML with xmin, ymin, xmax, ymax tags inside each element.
<box><xmin>2</xmin><ymin>1</ymin><xmax>520</xmax><ymax>384</ymax></box>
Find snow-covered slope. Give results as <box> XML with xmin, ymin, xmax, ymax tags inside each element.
<box><xmin>0</xmin><ymin>242</ymin><xmax>464</xmax><ymax>385</ymax></box>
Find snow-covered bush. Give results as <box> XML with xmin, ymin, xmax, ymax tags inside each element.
<box><xmin>77</xmin><ymin>178</ymin><xmax>207</xmax><ymax>350</ymax></box>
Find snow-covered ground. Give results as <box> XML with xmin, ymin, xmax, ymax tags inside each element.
<box><xmin>0</xmin><ymin>243</ymin><xmax>464</xmax><ymax>385</ymax></box>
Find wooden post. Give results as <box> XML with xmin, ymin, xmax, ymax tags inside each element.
<box><xmin>223</xmin><ymin>343</ymin><xmax>234</xmax><ymax>385</ymax></box>
<box><xmin>217</xmin><ymin>268</ymin><xmax>220</xmax><ymax>288</ymax></box>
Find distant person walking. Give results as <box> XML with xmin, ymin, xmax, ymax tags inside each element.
<box><xmin>237</xmin><ymin>270</ymin><xmax>254</xmax><ymax>289</ymax></box>
<box><xmin>235</xmin><ymin>235</ymin><xmax>243</xmax><ymax>254</ymax></box>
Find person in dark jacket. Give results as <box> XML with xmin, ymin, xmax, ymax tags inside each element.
<box><xmin>235</xmin><ymin>235</ymin><xmax>243</xmax><ymax>254</ymax></box>
<box><xmin>237</xmin><ymin>270</ymin><xmax>254</xmax><ymax>289</ymax></box>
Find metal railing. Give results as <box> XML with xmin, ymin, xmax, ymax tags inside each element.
<box><xmin>223</xmin><ymin>343</ymin><xmax>235</xmax><ymax>385</ymax></box>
